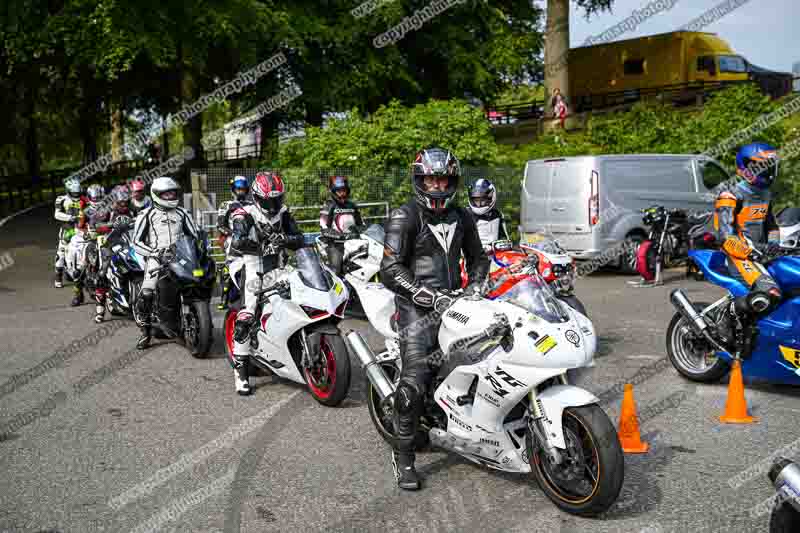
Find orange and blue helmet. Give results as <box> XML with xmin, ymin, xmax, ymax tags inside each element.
<box><xmin>736</xmin><ymin>142</ymin><xmax>779</xmax><ymax>190</ymax></box>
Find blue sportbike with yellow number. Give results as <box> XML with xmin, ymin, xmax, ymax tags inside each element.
<box><xmin>667</xmin><ymin>249</ymin><xmax>800</xmax><ymax>386</ymax></box>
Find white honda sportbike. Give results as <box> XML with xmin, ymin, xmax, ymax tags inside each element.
<box><xmin>346</xmin><ymin>254</ymin><xmax>623</xmax><ymax>516</ymax></box>
<box><xmin>223</xmin><ymin>247</ymin><xmax>352</xmax><ymax>406</ymax></box>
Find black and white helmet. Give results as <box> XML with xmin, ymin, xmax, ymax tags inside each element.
<box><xmin>467</xmin><ymin>178</ymin><xmax>497</xmax><ymax>216</ymax></box>
<box><xmin>65</xmin><ymin>178</ymin><xmax>83</xmax><ymax>200</ymax></box>
<box><xmin>151</xmin><ymin>177</ymin><xmax>180</xmax><ymax>210</ymax></box>
<box><xmin>410</xmin><ymin>147</ymin><xmax>460</xmax><ymax>214</ymax></box>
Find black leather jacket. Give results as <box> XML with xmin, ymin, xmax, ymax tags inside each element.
<box><xmin>381</xmin><ymin>201</ymin><xmax>489</xmax><ymax>301</ymax></box>
<box><xmin>230</xmin><ymin>205</ymin><xmax>304</xmax><ymax>256</ymax></box>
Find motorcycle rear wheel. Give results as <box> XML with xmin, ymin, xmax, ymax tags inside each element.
<box><xmin>528</xmin><ymin>404</ymin><xmax>624</xmax><ymax>517</ymax></box>
<box><xmin>366</xmin><ymin>360</ymin><xmax>429</xmax><ymax>450</ymax></box>
<box><xmin>184</xmin><ymin>301</ymin><xmax>213</xmax><ymax>358</ymax></box>
<box><xmin>666</xmin><ymin>305</ymin><xmax>730</xmax><ymax>382</ymax></box>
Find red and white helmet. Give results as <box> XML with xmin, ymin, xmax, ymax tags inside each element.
<box><xmin>251</xmin><ymin>172</ymin><xmax>285</xmax><ymax>216</ymax></box>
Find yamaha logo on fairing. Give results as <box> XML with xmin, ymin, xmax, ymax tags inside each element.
<box><xmin>449</xmin><ymin>413</ymin><xmax>472</xmax><ymax>432</ymax></box>
<box><xmin>446</xmin><ymin>309</ymin><xmax>469</xmax><ymax>324</ymax></box>
<box><xmin>480</xmin><ymin>438</ymin><xmax>500</xmax><ymax>447</ymax></box>
<box><xmin>565</xmin><ymin>330</ymin><xmax>580</xmax><ymax>347</ymax></box>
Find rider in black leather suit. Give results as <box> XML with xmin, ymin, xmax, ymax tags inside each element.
<box><xmin>380</xmin><ymin>147</ymin><xmax>489</xmax><ymax>490</ymax></box>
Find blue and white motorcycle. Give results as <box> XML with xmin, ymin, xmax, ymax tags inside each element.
<box><xmin>668</xmin><ymin>247</ymin><xmax>800</xmax><ymax>386</ymax></box>
<box><xmin>105</xmin><ymin>218</ymin><xmax>145</xmax><ymax>317</ymax></box>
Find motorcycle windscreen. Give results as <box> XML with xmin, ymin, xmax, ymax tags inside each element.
<box><xmin>296</xmin><ymin>247</ymin><xmax>333</xmax><ymax>291</ymax></box>
<box><xmin>520</xmin><ymin>228</ymin><xmax>568</xmax><ymax>255</ymax></box>
<box><xmin>363</xmin><ymin>224</ymin><xmax>385</xmax><ymax>244</ymax></box>
<box><xmin>169</xmin><ymin>235</ymin><xmax>200</xmax><ymax>281</ymax></box>
<box><xmin>490</xmin><ymin>275</ymin><xmax>570</xmax><ymax>324</ymax></box>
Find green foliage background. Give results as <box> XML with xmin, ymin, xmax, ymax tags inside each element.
<box><xmin>262</xmin><ymin>84</ymin><xmax>799</xmax><ymax>236</ymax></box>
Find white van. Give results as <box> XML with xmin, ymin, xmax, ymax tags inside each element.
<box><xmin>520</xmin><ymin>154</ymin><xmax>731</xmax><ymax>273</ymax></box>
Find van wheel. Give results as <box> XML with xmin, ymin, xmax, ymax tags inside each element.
<box><xmin>620</xmin><ymin>234</ymin><xmax>645</xmax><ymax>275</ymax></box>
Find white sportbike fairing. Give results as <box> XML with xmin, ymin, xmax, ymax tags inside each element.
<box><xmin>349</xmin><ymin>260</ymin><xmax>623</xmax><ymax>516</ymax></box>
<box><xmin>225</xmin><ymin>248</ymin><xmax>352</xmax><ymax>405</ymax></box>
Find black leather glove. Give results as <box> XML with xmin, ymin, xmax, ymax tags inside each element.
<box><xmin>321</xmin><ymin>228</ymin><xmax>342</xmax><ymax>242</ymax></box>
<box><xmin>269</xmin><ymin>232</ymin><xmax>287</xmax><ymax>246</ymax></box>
<box><xmin>411</xmin><ymin>286</ymin><xmax>456</xmax><ymax>313</ymax></box>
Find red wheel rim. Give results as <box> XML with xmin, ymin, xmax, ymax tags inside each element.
<box><xmin>306</xmin><ymin>338</ymin><xmax>336</xmax><ymax>399</ymax></box>
<box><xmin>224</xmin><ymin>310</ymin><xmax>237</xmax><ymax>366</ymax></box>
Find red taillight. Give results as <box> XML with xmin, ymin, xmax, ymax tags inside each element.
<box><xmin>703</xmin><ymin>233</ymin><xmax>715</xmax><ymax>243</ymax></box>
<box><xmin>301</xmin><ymin>306</ymin><xmax>328</xmax><ymax>319</ymax></box>
<box><xmin>589</xmin><ymin>170</ymin><xmax>599</xmax><ymax>226</ymax></box>
<box><xmin>334</xmin><ymin>301</ymin><xmax>347</xmax><ymax>317</ymax></box>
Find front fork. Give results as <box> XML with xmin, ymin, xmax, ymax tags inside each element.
<box><xmin>527</xmin><ymin>373</ymin><xmax>568</xmax><ymax>466</ymax></box>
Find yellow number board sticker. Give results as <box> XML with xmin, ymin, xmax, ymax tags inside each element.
<box><xmin>534</xmin><ymin>335</ymin><xmax>557</xmax><ymax>355</ymax></box>
<box><xmin>779</xmin><ymin>345</ymin><xmax>800</xmax><ymax>368</ymax></box>
<box><xmin>334</xmin><ymin>282</ymin><xmax>343</xmax><ymax>295</ymax></box>
<box><xmin>193</xmin><ymin>269</ymin><xmax>204</xmax><ymax>277</ymax></box>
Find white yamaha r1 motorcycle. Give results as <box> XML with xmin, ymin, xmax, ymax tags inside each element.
<box><xmin>224</xmin><ymin>247</ymin><xmax>352</xmax><ymax>406</ymax></box>
<box><xmin>346</xmin><ymin>255</ymin><xmax>624</xmax><ymax>516</ymax></box>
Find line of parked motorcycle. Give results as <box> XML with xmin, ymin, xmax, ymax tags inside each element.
<box><xmin>58</xmin><ymin>212</ymin><xmax>800</xmax><ymax>526</ymax></box>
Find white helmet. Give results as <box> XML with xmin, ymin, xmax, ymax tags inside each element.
<box><xmin>86</xmin><ymin>184</ymin><xmax>105</xmax><ymax>205</ymax></box>
<box><xmin>65</xmin><ymin>178</ymin><xmax>82</xmax><ymax>200</ymax></box>
<box><xmin>467</xmin><ymin>178</ymin><xmax>497</xmax><ymax>216</ymax></box>
<box><xmin>151</xmin><ymin>177</ymin><xmax>180</xmax><ymax>210</ymax></box>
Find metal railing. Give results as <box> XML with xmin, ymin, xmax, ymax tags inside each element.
<box><xmin>485</xmin><ymin>78</ymin><xmax>799</xmax><ymax>124</ymax></box>
<box><xmin>196</xmin><ymin>201</ymin><xmax>390</xmax><ymax>266</ymax></box>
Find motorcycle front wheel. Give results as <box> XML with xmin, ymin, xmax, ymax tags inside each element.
<box><xmin>528</xmin><ymin>404</ymin><xmax>624</xmax><ymax>517</ymax></box>
<box><xmin>184</xmin><ymin>300</ymin><xmax>213</xmax><ymax>358</ymax></box>
<box><xmin>304</xmin><ymin>333</ymin><xmax>351</xmax><ymax>406</ymax></box>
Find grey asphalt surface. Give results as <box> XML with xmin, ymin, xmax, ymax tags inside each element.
<box><xmin>1</xmin><ymin>205</ymin><xmax>799</xmax><ymax>533</ymax></box>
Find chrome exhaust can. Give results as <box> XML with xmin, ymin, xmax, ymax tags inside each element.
<box><xmin>344</xmin><ymin>330</ymin><xmax>395</xmax><ymax>401</ymax></box>
<box><xmin>769</xmin><ymin>458</ymin><xmax>800</xmax><ymax>513</ymax></box>
<box><xmin>670</xmin><ymin>289</ymin><xmax>708</xmax><ymax>333</ymax></box>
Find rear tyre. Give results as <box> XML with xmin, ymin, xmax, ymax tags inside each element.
<box><xmin>185</xmin><ymin>301</ymin><xmax>213</xmax><ymax>358</ymax></box>
<box><xmin>666</xmin><ymin>303</ymin><xmax>730</xmax><ymax>383</ymax></box>
<box><xmin>304</xmin><ymin>333</ymin><xmax>351</xmax><ymax>406</ymax></box>
<box><xmin>770</xmin><ymin>501</ymin><xmax>800</xmax><ymax>533</ymax></box>
<box><xmin>367</xmin><ymin>360</ymin><xmax>430</xmax><ymax>450</ymax></box>
<box><xmin>528</xmin><ymin>404</ymin><xmax>624</xmax><ymax>517</ymax></box>
<box><xmin>620</xmin><ymin>234</ymin><xmax>645</xmax><ymax>275</ymax></box>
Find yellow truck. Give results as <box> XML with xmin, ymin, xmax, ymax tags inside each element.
<box><xmin>568</xmin><ymin>31</ymin><xmax>791</xmax><ymax>111</ymax></box>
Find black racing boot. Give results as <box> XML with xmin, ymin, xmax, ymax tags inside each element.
<box><xmin>137</xmin><ymin>326</ymin><xmax>152</xmax><ymax>350</ymax></box>
<box><xmin>233</xmin><ymin>356</ymin><xmax>252</xmax><ymax>395</ymax></box>
<box><xmin>54</xmin><ymin>268</ymin><xmax>64</xmax><ymax>288</ymax></box>
<box><xmin>71</xmin><ymin>286</ymin><xmax>84</xmax><ymax>307</ymax></box>
<box><xmin>392</xmin><ymin>451</ymin><xmax>420</xmax><ymax>490</ymax></box>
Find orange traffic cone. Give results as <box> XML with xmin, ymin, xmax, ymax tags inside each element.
<box><xmin>618</xmin><ymin>383</ymin><xmax>649</xmax><ymax>453</ymax></box>
<box><xmin>719</xmin><ymin>359</ymin><xmax>757</xmax><ymax>424</ymax></box>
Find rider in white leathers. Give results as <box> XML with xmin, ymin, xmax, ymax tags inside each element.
<box><xmin>467</xmin><ymin>178</ymin><xmax>509</xmax><ymax>253</ymax></box>
<box><xmin>65</xmin><ymin>184</ymin><xmax>105</xmax><ymax>306</ymax></box>
<box><xmin>53</xmin><ymin>179</ymin><xmax>85</xmax><ymax>288</ymax></box>
<box><xmin>229</xmin><ymin>172</ymin><xmax>304</xmax><ymax>395</ymax></box>
<box><xmin>132</xmin><ymin>177</ymin><xmax>199</xmax><ymax>349</ymax></box>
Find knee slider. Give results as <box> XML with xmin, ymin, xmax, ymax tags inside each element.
<box><xmin>234</xmin><ymin>316</ymin><xmax>254</xmax><ymax>343</ymax></box>
<box><xmin>395</xmin><ymin>381</ymin><xmax>421</xmax><ymax>416</ymax></box>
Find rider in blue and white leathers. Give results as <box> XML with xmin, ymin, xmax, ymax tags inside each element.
<box><xmin>132</xmin><ymin>177</ymin><xmax>199</xmax><ymax>349</ymax></box>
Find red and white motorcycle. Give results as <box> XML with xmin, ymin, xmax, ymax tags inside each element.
<box><xmin>223</xmin><ymin>247</ymin><xmax>352</xmax><ymax>406</ymax></box>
